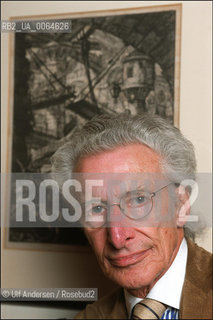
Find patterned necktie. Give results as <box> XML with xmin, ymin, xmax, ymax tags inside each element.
<box><xmin>132</xmin><ymin>298</ymin><xmax>166</xmax><ymax>319</ymax></box>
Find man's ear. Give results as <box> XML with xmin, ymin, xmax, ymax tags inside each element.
<box><xmin>175</xmin><ymin>184</ymin><xmax>191</xmax><ymax>227</ymax></box>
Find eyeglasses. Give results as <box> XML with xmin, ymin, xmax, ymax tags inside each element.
<box><xmin>82</xmin><ymin>183</ymin><xmax>172</xmax><ymax>228</ymax></box>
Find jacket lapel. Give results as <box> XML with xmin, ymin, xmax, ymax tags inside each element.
<box><xmin>105</xmin><ymin>288</ymin><xmax>128</xmax><ymax>319</ymax></box>
<box><xmin>180</xmin><ymin>238</ymin><xmax>212</xmax><ymax>319</ymax></box>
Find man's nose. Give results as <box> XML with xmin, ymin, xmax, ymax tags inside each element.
<box><xmin>107</xmin><ymin>204</ymin><xmax>135</xmax><ymax>249</ymax></box>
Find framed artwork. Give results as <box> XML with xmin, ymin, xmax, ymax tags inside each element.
<box><xmin>5</xmin><ymin>3</ymin><xmax>182</xmax><ymax>249</ymax></box>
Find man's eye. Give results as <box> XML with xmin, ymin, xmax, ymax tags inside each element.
<box><xmin>128</xmin><ymin>194</ymin><xmax>148</xmax><ymax>207</ymax></box>
<box><xmin>92</xmin><ymin>205</ymin><xmax>105</xmax><ymax>214</ymax></box>
<box><xmin>135</xmin><ymin>196</ymin><xmax>145</xmax><ymax>203</ymax></box>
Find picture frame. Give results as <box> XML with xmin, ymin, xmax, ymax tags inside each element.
<box><xmin>5</xmin><ymin>3</ymin><xmax>182</xmax><ymax>250</ymax></box>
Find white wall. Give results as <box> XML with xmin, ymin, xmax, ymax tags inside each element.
<box><xmin>1</xmin><ymin>1</ymin><xmax>212</xmax><ymax>319</ymax></box>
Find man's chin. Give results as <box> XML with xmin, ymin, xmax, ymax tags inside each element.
<box><xmin>103</xmin><ymin>267</ymin><xmax>152</xmax><ymax>290</ymax></box>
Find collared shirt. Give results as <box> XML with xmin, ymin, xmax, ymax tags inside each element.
<box><xmin>124</xmin><ymin>238</ymin><xmax>188</xmax><ymax>319</ymax></box>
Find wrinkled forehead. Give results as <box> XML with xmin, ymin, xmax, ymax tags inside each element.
<box><xmin>72</xmin><ymin>172</ymin><xmax>168</xmax><ymax>199</ymax></box>
<box><xmin>74</xmin><ymin>143</ymin><xmax>162</xmax><ymax>174</ymax></box>
<box><xmin>72</xmin><ymin>144</ymin><xmax>166</xmax><ymax>198</ymax></box>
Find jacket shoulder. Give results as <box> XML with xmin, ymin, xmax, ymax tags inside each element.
<box><xmin>186</xmin><ymin>238</ymin><xmax>212</xmax><ymax>292</ymax></box>
<box><xmin>180</xmin><ymin>238</ymin><xmax>212</xmax><ymax>319</ymax></box>
<box><xmin>74</xmin><ymin>287</ymin><xmax>127</xmax><ymax>319</ymax></box>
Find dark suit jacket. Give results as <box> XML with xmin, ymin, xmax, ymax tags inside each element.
<box><xmin>75</xmin><ymin>238</ymin><xmax>212</xmax><ymax>319</ymax></box>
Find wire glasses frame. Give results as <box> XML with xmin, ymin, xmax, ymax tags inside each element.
<box><xmin>83</xmin><ymin>183</ymin><xmax>173</xmax><ymax>228</ymax></box>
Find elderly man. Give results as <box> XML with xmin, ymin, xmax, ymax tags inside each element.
<box><xmin>52</xmin><ymin>114</ymin><xmax>212</xmax><ymax>319</ymax></box>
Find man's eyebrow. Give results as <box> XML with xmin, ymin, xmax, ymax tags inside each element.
<box><xmin>106</xmin><ymin>182</ymin><xmax>147</xmax><ymax>194</ymax></box>
<box><xmin>123</xmin><ymin>183</ymin><xmax>149</xmax><ymax>192</ymax></box>
<box><xmin>81</xmin><ymin>199</ymin><xmax>108</xmax><ymax>206</ymax></box>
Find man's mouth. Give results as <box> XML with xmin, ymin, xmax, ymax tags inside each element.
<box><xmin>108</xmin><ymin>248</ymin><xmax>151</xmax><ymax>267</ymax></box>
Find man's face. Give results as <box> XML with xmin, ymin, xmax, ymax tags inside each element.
<box><xmin>74</xmin><ymin>143</ymin><xmax>184</xmax><ymax>296</ymax></box>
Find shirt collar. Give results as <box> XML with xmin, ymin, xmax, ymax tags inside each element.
<box><xmin>124</xmin><ymin>237</ymin><xmax>188</xmax><ymax>317</ymax></box>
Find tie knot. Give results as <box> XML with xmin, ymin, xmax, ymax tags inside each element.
<box><xmin>132</xmin><ymin>298</ymin><xmax>166</xmax><ymax>319</ymax></box>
